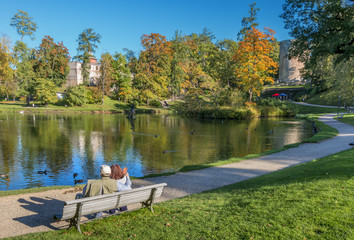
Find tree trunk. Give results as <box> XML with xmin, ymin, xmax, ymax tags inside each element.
<box><xmin>249</xmin><ymin>89</ymin><xmax>253</xmax><ymax>102</ymax></box>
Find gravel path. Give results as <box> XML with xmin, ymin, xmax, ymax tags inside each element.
<box><xmin>0</xmin><ymin>114</ymin><xmax>353</xmax><ymax>239</ymax></box>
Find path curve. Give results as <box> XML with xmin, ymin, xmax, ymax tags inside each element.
<box><xmin>0</xmin><ymin>114</ymin><xmax>353</xmax><ymax>238</ymax></box>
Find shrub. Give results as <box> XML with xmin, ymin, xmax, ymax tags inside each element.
<box><xmin>85</xmin><ymin>86</ymin><xmax>102</xmax><ymax>104</ymax></box>
<box><xmin>64</xmin><ymin>86</ymin><xmax>86</xmax><ymax>106</ymax></box>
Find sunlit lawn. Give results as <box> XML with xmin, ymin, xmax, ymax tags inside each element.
<box><xmin>13</xmin><ymin>147</ymin><xmax>354</xmax><ymax>240</ymax></box>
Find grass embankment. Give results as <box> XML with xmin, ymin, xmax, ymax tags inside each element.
<box><xmin>338</xmin><ymin>113</ymin><xmax>354</xmax><ymax>126</ymax></box>
<box><xmin>0</xmin><ymin>98</ymin><xmax>171</xmax><ymax>114</ymax></box>
<box><xmin>14</xmin><ymin>148</ymin><xmax>354</xmax><ymax>239</ymax></box>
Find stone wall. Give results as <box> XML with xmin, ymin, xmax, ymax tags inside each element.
<box><xmin>278</xmin><ymin>40</ymin><xmax>305</xmax><ymax>84</ymax></box>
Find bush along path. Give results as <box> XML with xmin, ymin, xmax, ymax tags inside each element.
<box><xmin>0</xmin><ymin>114</ymin><xmax>353</xmax><ymax>238</ymax></box>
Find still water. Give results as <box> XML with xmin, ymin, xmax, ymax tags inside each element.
<box><xmin>0</xmin><ymin>113</ymin><xmax>312</xmax><ymax>190</ymax></box>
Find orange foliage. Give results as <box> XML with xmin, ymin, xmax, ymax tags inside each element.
<box><xmin>234</xmin><ymin>27</ymin><xmax>278</xmax><ymax>101</ymax></box>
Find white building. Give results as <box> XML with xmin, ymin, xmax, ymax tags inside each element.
<box><xmin>65</xmin><ymin>56</ymin><xmax>101</xmax><ymax>87</ymax></box>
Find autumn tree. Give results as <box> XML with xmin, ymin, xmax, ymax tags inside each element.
<box><xmin>33</xmin><ymin>36</ymin><xmax>70</xmax><ymax>87</ymax></box>
<box><xmin>134</xmin><ymin>33</ymin><xmax>172</xmax><ymax>105</ymax></box>
<box><xmin>75</xmin><ymin>28</ymin><xmax>101</xmax><ymax>84</ymax></box>
<box><xmin>10</xmin><ymin>9</ymin><xmax>37</xmax><ymax>42</ymax></box>
<box><xmin>234</xmin><ymin>27</ymin><xmax>278</xmax><ymax>102</ymax></box>
<box><xmin>0</xmin><ymin>35</ymin><xmax>16</xmax><ymax>100</ymax></box>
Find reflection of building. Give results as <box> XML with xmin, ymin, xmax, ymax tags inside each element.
<box><xmin>66</xmin><ymin>56</ymin><xmax>100</xmax><ymax>87</ymax></box>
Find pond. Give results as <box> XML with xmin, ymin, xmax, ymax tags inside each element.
<box><xmin>0</xmin><ymin>113</ymin><xmax>313</xmax><ymax>190</ymax></box>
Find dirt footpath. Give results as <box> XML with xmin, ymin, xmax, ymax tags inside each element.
<box><xmin>0</xmin><ymin>113</ymin><xmax>353</xmax><ymax>239</ymax></box>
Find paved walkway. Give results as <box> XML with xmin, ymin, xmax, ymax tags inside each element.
<box><xmin>0</xmin><ymin>114</ymin><xmax>353</xmax><ymax>239</ymax></box>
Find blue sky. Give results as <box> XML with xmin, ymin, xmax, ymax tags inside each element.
<box><xmin>0</xmin><ymin>0</ymin><xmax>291</xmax><ymax>59</ymax></box>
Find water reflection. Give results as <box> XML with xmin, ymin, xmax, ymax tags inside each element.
<box><xmin>0</xmin><ymin>113</ymin><xmax>312</xmax><ymax>190</ymax></box>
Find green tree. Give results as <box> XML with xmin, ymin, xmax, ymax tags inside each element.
<box><xmin>111</xmin><ymin>52</ymin><xmax>132</xmax><ymax>102</ymax></box>
<box><xmin>12</xmin><ymin>41</ymin><xmax>35</xmax><ymax>104</ymax></box>
<box><xmin>212</xmin><ymin>39</ymin><xmax>238</xmax><ymax>88</ymax></box>
<box><xmin>10</xmin><ymin>9</ymin><xmax>37</xmax><ymax>42</ymax></box>
<box><xmin>65</xmin><ymin>85</ymin><xmax>87</xmax><ymax>106</ymax></box>
<box><xmin>33</xmin><ymin>36</ymin><xmax>70</xmax><ymax>87</ymax></box>
<box><xmin>98</xmin><ymin>52</ymin><xmax>113</xmax><ymax>104</ymax></box>
<box><xmin>33</xmin><ymin>78</ymin><xmax>57</xmax><ymax>106</ymax></box>
<box><xmin>74</xmin><ymin>28</ymin><xmax>101</xmax><ymax>84</ymax></box>
<box><xmin>237</xmin><ymin>2</ymin><xmax>259</xmax><ymax>40</ymax></box>
<box><xmin>170</xmin><ymin>31</ymin><xmax>188</xmax><ymax>100</ymax></box>
<box><xmin>280</xmin><ymin>0</ymin><xmax>354</xmax><ymax>64</ymax></box>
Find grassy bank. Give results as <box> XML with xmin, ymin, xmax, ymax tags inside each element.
<box><xmin>338</xmin><ymin>113</ymin><xmax>354</xmax><ymax>126</ymax></box>
<box><xmin>13</xmin><ymin>148</ymin><xmax>354</xmax><ymax>239</ymax></box>
<box><xmin>0</xmin><ymin>98</ymin><xmax>172</xmax><ymax>115</ymax></box>
<box><xmin>296</xmin><ymin>104</ymin><xmax>340</xmax><ymax>114</ymax></box>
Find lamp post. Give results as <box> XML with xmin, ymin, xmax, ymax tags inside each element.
<box><xmin>337</xmin><ymin>95</ymin><xmax>341</xmax><ymax>118</ymax></box>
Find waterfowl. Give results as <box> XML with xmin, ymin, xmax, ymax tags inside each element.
<box><xmin>73</xmin><ymin>173</ymin><xmax>78</xmax><ymax>179</ymax></box>
<box><xmin>74</xmin><ymin>179</ymin><xmax>84</xmax><ymax>184</ymax></box>
<box><xmin>0</xmin><ymin>174</ymin><xmax>9</xmax><ymax>178</ymax></box>
<box><xmin>37</xmin><ymin>170</ymin><xmax>47</xmax><ymax>175</ymax></box>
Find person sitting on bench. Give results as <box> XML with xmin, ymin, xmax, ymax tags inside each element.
<box><xmin>76</xmin><ymin>165</ymin><xmax>117</xmax><ymax>218</ymax></box>
<box><xmin>109</xmin><ymin>164</ymin><xmax>132</xmax><ymax>213</ymax></box>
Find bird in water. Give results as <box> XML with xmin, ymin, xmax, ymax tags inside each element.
<box><xmin>74</xmin><ymin>179</ymin><xmax>84</xmax><ymax>185</ymax></box>
<box><xmin>73</xmin><ymin>173</ymin><xmax>78</xmax><ymax>179</ymax></box>
<box><xmin>37</xmin><ymin>170</ymin><xmax>47</xmax><ymax>175</ymax></box>
<box><xmin>0</xmin><ymin>174</ymin><xmax>9</xmax><ymax>178</ymax></box>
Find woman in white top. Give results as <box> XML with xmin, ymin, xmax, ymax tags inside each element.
<box><xmin>110</xmin><ymin>164</ymin><xmax>132</xmax><ymax>212</ymax></box>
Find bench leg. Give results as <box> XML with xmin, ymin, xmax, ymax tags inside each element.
<box><xmin>142</xmin><ymin>188</ymin><xmax>157</xmax><ymax>213</ymax></box>
<box><xmin>68</xmin><ymin>203</ymin><xmax>83</xmax><ymax>234</ymax></box>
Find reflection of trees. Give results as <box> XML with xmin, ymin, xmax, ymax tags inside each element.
<box><xmin>0</xmin><ymin>112</ymin><xmax>313</xmax><ymax>190</ymax></box>
<box><xmin>19</xmin><ymin>114</ymin><xmax>73</xmax><ymax>174</ymax></box>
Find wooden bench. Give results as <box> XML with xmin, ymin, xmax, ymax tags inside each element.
<box><xmin>54</xmin><ymin>183</ymin><xmax>167</xmax><ymax>233</ymax></box>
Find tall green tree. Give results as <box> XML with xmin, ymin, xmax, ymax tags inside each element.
<box><xmin>237</xmin><ymin>2</ymin><xmax>259</xmax><ymax>40</ymax></box>
<box><xmin>74</xmin><ymin>28</ymin><xmax>101</xmax><ymax>84</ymax></box>
<box><xmin>212</xmin><ymin>39</ymin><xmax>238</xmax><ymax>88</ymax></box>
<box><xmin>12</xmin><ymin>41</ymin><xmax>35</xmax><ymax>104</ymax></box>
<box><xmin>98</xmin><ymin>52</ymin><xmax>113</xmax><ymax>104</ymax></box>
<box><xmin>111</xmin><ymin>52</ymin><xmax>132</xmax><ymax>102</ymax></box>
<box><xmin>170</xmin><ymin>31</ymin><xmax>188</xmax><ymax>99</ymax></box>
<box><xmin>280</xmin><ymin>0</ymin><xmax>354</xmax><ymax>64</ymax></box>
<box><xmin>10</xmin><ymin>9</ymin><xmax>37</xmax><ymax>42</ymax></box>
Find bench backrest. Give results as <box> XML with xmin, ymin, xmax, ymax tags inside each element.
<box><xmin>60</xmin><ymin>183</ymin><xmax>167</xmax><ymax>220</ymax></box>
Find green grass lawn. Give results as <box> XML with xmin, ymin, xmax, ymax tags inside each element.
<box><xmin>296</xmin><ymin>104</ymin><xmax>340</xmax><ymax>114</ymax></box>
<box><xmin>339</xmin><ymin>113</ymin><xmax>354</xmax><ymax>126</ymax></box>
<box><xmin>13</xmin><ymin>148</ymin><xmax>354</xmax><ymax>240</ymax></box>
